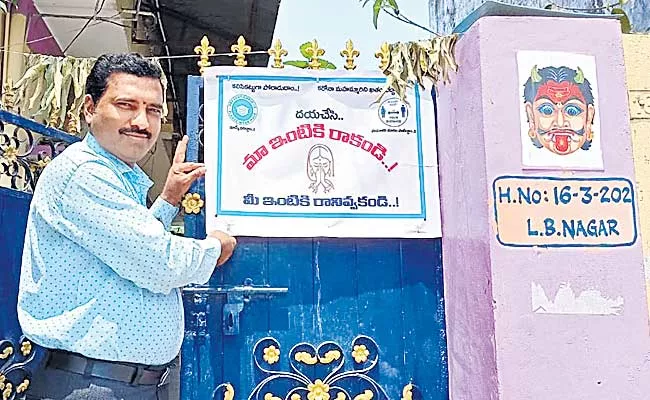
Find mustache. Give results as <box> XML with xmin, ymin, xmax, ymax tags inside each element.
<box><xmin>538</xmin><ymin>128</ymin><xmax>585</xmax><ymax>136</ymax></box>
<box><xmin>119</xmin><ymin>127</ymin><xmax>152</xmax><ymax>138</ymax></box>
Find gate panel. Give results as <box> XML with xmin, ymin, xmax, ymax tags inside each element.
<box><xmin>0</xmin><ymin>110</ymin><xmax>80</xmax><ymax>399</ymax></box>
<box><xmin>0</xmin><ymin>187</ymin><xmax>30</xmax><ymax>339</ymax></box>
<box><xmin>182</xmin><ymin>76</ymin><xmax>448</xmax><ymax>400</ymax></box>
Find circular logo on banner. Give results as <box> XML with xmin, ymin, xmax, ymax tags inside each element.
<box><xmin>227</xmin><ymin>94</ymin><xmax>258</xmax><ymax>125</ymax></box>
<box><xmin>378</xmin><ymin>97</ymin><xmax>409</xmax><ymax>127</ymax></box>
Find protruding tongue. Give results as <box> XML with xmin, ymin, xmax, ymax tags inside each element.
<box><xmin>555</xmin><ymin>135</ymin><xmax>569</xmax><ymax>152</ymax></box>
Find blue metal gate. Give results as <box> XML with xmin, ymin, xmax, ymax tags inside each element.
<box><xmin>0</xmin><ymin>73</ymin><xmax>449</xmax><ymax>400</ymax></box>
<box><xmin>0</xmin><ymin>110</ymin><xmax>80</xmax><ymax>398</ymax></box>
<box><xmin>180</xmin><ymin>76</ymin><xmax>448</xmax><ymax>400</ymax></box>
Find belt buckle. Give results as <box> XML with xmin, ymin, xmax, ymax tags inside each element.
<box><xmin>158</xmin><ymin>367</ymin><xmax>170</xmax><ymax>387</ymax></box>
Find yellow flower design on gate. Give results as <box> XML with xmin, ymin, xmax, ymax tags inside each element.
<box><xmin>1</xmin><ymin>145</ymin><xmax>18</xmax><ymax>163</ymax></box>
<box><xmin>36</xmin><ymin>156</ymin><xmax>51</xmax><ymax>169</ymax></box>
<box><xmin>263</xmin><ymin>345</ymin><xmax>280</xmax><ymax>365</ymax></box>
<box><xmin>30</xmin><ymin>156</ymin><xmax>51</xmax><ymax>173</ymax></box>
<box><xmin>182</xmin><ymin>193</ymin><xmax>204</xmax><ymax>214</ymax></box>
<box><xmin>20</xmin><ymin>341</ymin><xmax>32</xmax><ymax>356</ymax></box>
<box><xmin>352</xmin><ymin>344</ymin><xmax>370</xmax><ymax>363</ymax></box>
<box><xmin>16</xmin><ymin>379</ymin><xmax>29</xmax><ymax>394</ymax></box>
<box><xmin>215</xmin><ymin>337</ymin><xmax>417</xmax><ymax>400</ymax></box>
<box><xmin>307</xmin><ymin>379</ymin><xmax>330</xmax><ymax>400</ymax></box>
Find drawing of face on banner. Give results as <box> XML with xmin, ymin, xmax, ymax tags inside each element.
<box><xmin>517</xmin><ymin>51</ymin><xmax>603</xmax><ymax>170</ymax></box>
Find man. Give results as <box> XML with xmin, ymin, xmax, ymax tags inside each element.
<box><xmin>17</xmin><ymin>53</ymin><xmax>236</xmax><ymax>400</ymax></box>
<box><xmin>523</xmin><ymin>65</ymin><xmax>596</xmax><ymax>156</ymax></box>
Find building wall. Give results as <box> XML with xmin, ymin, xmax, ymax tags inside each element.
<box><xmin>436</xmin><ymin>17</ymin><xmax>650</xmax><ymax>399</ymax></box>
<box><xmin>624</xmin><ymin>33</ymin><xmax>650</xmax><ymax>324</ymax></box>
<box><xmin>429</xmin><ymin>0</ymin><xmax>649</xmax><ymax>34</ymax></box>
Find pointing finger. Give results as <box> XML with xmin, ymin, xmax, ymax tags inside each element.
<box><xmin>173</xmin><ymin>136</ymin><xmax>189</xmax><ymax>164</ymax></box>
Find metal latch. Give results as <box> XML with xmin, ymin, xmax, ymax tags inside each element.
<box><xmin>183</xmin><ymin>278</ymin><xmax>288</xmax><ymax>335</ymax></box>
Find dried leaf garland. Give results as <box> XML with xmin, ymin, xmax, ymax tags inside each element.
<box><xmin>5</xmin><ymin>54</ymin><xmax>169</xmax><ymax>135</ymax></box>
<box><xmin>376</xmin><ymin>34</ymin><xmax>459</xmax><ymax>103</ymax></box>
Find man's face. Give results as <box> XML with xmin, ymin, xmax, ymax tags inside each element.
<box><xmin>526</xmin><ymin>81</ymin><xmax>595</xmax><ymax>155</ymax></box>
<box><xmin>83</xmin><ymin>72</ymin><xmax>163</xmax><ymax>166</ymax></box>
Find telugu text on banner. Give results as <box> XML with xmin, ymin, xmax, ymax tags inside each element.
<box><xmin>203</xmin><ymin>67</ymin><xmax>441</xmax><ymax>238</ymax></box>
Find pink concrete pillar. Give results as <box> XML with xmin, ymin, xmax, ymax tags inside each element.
<box><xmin>437</xmin><ymin>15</ymin><xmax>650</xmax><ymax>399</ymax></box>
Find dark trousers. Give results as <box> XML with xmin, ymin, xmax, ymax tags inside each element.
<box><xmin>25</xmin><ymin>353</ymin><xmax>180</xmax><ymax>400</ymax></box>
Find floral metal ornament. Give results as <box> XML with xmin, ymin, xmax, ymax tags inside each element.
<box><xmin>29</xmin><ymin>156</ymin><xmax>51</xmax><ymax>173</ymax></box>
<box><xmin>340</xmin><ymin>40</ymin><xmax>360</xmax><ymax>71</ymax></box>
<box><xmin>305</xmin><ymin>40</ymin><xmax>325</xmax><ymax>70</ymax></box>
<box><xmin>195</xmin><ymin>36</ymin><xmax>215</xmax><ymax>75</ymax></box>
<box><xmin>18</xmin><ymin>342</ymin><xmax>31</xmax><ymax>358</ymax></box>
<box><xmin>211</xmin><ymin>336</ymin><xmax>419</xmax><ymax>400</ymax></box>
<box><xmin>307</xmin><ymin>379</ymin><xmax>330</xmax><ymax>400</ymax></box>
<box><xmin>0</xmin><ymin>336</ymin><xmax>37</xmax><ymax>400</ymax></box>
<box><xmin>0</xmin><ymin>348</ymin><xmax>11</xmax><ymax>360</ymax></box>
<box><xmin>374</xmin><ymin>42</ymin><xmax>390</xmax><ymax>72</ymax></box>
<box><xmin>400</xmin><ymin>384</ymin><xmax>412</xmax><ymax>400</ymax></box>
<box><xmin>268</xmin><ymin>39</ymin><xmax>288</xmax><ymax>69</ymax></box>
<box><xmin>231</xmin><ymin>36</ymin><xmax>252</xmax><ymax>67</ymax></box>
<box><xmin>354</xmin><ymin>391</ymin><xmax>373</xmax><ymax>400</ymax></box>
<box><xmin>295</xmin><ymin>349</ymin><xmax>341</xmax><ymax>365</ymax></box>
<box><xmin>351</xmin><ymin>344</ymin><xmax>369</xmax><ymax>363</ymax></box>
<box><xmin>182</xmin><ymin>193</ymin><xmax>204</xmax><ymax>214</ymax></box>
<box><xmin>263</xmin><ymin>345</ymin><xmax>280</xmax><ymax>365</ymax></box>
<box><xmin>0</xmin><ymin>145</ymin><xmax>17</xmax><ymax>164</ymax></box>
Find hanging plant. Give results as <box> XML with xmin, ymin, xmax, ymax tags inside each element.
<box><xmin>5</xmin><ymin>54</ymin><xmax>168</xmax><ymax>134</ymax></box>
<box><xmin>376</xmin><ymin>34</ymin><xmax>459</xmax><ymax>102</ymax></box>
<box><xmin>356</xmin><ymin>0</ymin><xmax>459</xmax><ymax>101</ymax></box>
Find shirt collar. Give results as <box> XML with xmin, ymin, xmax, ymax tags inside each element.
<box><xmin>84</xmin><ymin>133</ymin><xmax>153</xmax><ymax>189</ymax></box>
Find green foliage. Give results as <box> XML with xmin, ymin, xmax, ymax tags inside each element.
<box><xmin>299</xmin><ymin>42</ymin><xmax>312</xmax><ymax>59</ymax></box>
<box><xmin>543</xmin><ymin>1</ymin><xmax>633</xmax><ymax>33</ymax></box>
<box><xmin>611</xmin><ymin>7</ymin><xmax>632</xmax><ymax>33</ymax></box>
<box><xmin>284</xmin><ymin>60</ymin><xmax>309</xmax><ymax>69</ymax></box>
<box><xmin>361</xmin><ymin>0</ymin><xmax>400</xmax><ymax>29</ymax></box>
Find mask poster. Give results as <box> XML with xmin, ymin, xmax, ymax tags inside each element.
<box><xmin>202</xmin><ymin>67</ymin><xmax>441</xmax><ymax>238</ymax></box>
<box><xmin>517</xmin><ymin>51</ymin><xmax>603</xmax><ymax>170</ymax></box>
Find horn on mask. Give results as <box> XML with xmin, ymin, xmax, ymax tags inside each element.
<box><xmin>574</xmin><ymin>67</ymin><xmax>584</xmax><ymax>84</ymax></box>
<box><xmin>530</xmin><ymin>65</ymin><xmax>542</xmax><ymax>83</ymax></box>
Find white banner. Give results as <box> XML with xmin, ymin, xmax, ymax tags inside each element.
<box><xmin>203</xmin><ymin>67</ymin><xmax>441</xmax><ymax>238</ymax></box>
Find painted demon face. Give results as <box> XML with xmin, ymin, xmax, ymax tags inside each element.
<box><xmin>524</xmin><ymin>66</ymin><xmax>596</xmax><ymax>156</ymax></box>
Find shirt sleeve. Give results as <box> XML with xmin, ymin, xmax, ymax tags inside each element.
<box><xmin>149</xmin><ymin>196</ymin><xmax>179</xmax><ymax>231</ymax></box>
<box><xmin>49</xmin><ymin>160</ymin><xmax>221</xmax><ymax>295</ymax></box>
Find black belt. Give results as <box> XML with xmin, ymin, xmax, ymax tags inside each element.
<box><xmin>46</xmin><ymin>350</ymin><xmax>170</xmax><ymax>386</ymax></box>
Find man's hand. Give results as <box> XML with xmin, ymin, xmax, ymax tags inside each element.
<box><xmin>208</xmin><ymin>230</ymin><xmax>237</xmax><ymax>266</ymax></box>
<box><xmin>161</xmin><ymin>136</ymin><xmax>206</xmax><ymax>206</ymax></box>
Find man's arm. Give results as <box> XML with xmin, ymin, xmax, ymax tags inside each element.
<box><xmin>150</xmin><ymin>135</ymin><xmax>202</xmax><ymax>231</ymax></box>
<box><xmin>150</xmin><ymin>196</ymin><xmax>179</xmax><ymax>231</ymax></box>
<box><xmin>50</xmin><ymin>160</ymin><xmax>224</xmax><ymax>295</ymax></box>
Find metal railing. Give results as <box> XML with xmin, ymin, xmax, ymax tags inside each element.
<box><xmin>0</xmin><ymin>109</ymin><xmax>80</xmax><ymax>193</ymax></box>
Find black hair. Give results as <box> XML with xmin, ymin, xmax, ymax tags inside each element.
<box><xmin>85</xmin><ymin>53</ymin><xmax>163</xmax><ymax>103</ymax></box>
